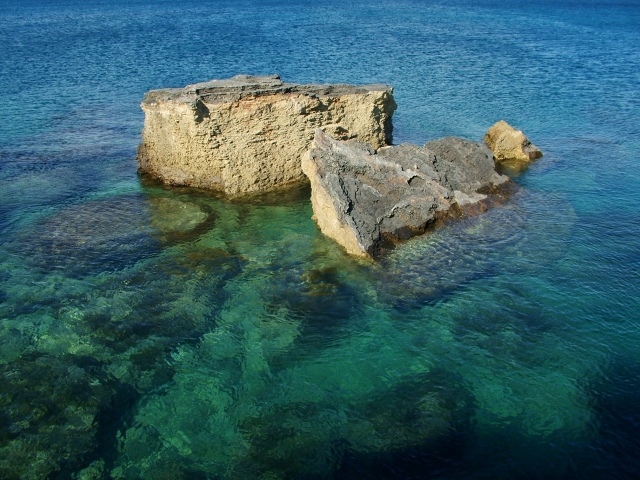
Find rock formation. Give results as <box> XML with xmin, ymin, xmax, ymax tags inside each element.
<box><xmin>137</xmin><ymin>74</ymin><xmax>396</xmax><ymax>197</ymax></box>
<box><xmin>137</xmin><ymin>76</ymin><xmax>542</xmax><ymax>258</ymax></box>
<box><xmin>484</xmin><ymin>120</ymin><xmax>543</xmax><ymax>162</ymax></box>
<box><xmin>302</xmin><ymin>130</ymin><xmax>513</xmax><ymax>258</ymax></box>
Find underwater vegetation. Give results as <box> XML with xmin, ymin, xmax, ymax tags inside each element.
<box><xmin>0</xmin><ymin>182</ymin><xmax>598</xmax><ymax>479</ymax></box>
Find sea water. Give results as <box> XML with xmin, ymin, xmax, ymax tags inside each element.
<box><xmin>1</xmin><ymin>0</ymin><xmax>639</xmax><ymax>478</ymax></box>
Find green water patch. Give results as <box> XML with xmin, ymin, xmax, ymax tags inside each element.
<box><xmin>0</xmin><ymin>185</ymin><xmax>325</xmax><ymax>478</ymax></box>
<box><xmin>110</xmin><ymin>307</ymin><xmax>476</xmax><ymax>478</ymax></box>
<box><xmin>0</xmin><ymin>244</ymin><xmax>249</xmax><ymax>478</ymax></box>
<box><xmin>0</xmin><ymin>181</ymin><xmax>609</xmax><ymax>479</ymax></box>
<box><xmin>0</xmin><ymin>188</ymin><xmax>252</xmax><ymax>476</ymax></box>
<box><xmin>106</xmin><ymin>214</ymin><xmax>594</xmax><ymax>478</ymax></box>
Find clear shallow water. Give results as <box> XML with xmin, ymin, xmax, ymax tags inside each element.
<box><xmin>1</xmin><ymin>0</ymin><xmax>639</xmax><ymax>478</ymax></box>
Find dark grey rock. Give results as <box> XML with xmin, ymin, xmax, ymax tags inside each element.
<box><xmin>302</xmin><ymin>130</ymin><xmax>513</xmax><ymax>258</ymax></box>
<box><xmin>424</xmin><ymin>137</ymin><xmax>504</xmax><ymax>195</ymax></box>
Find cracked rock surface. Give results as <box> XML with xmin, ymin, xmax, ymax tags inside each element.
<box><xmin>302</xmin><ymin>130</ymin><xmax>513</xmax><ymax>258</ymax></box>
<box><xmin>137</xmin><ymin>75</ymin><xmax>396</xmax><ymax>197</ymax></box>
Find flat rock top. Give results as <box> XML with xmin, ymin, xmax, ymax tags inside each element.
<box><xmin>142</xmin><ymin>74</ymin><xmax>393</xmax><ymax>106</ymax></box>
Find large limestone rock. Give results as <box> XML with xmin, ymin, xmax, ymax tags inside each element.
<box><xmin>137</xmin><ymin>74</ymin><xmax>396</xmax><ymax>197</ymax></box>
<box><xmin>484</xmin><ymin>120</ymin><xmax>543</xmax><ymax>162</ymax></box>
<box><xmin>302</xmin><ymin>130</ymin><xmax>512</xmax><ymax>258</ymax></box>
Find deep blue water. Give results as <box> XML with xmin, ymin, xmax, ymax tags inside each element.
<box><xmin>1</xmin><ymin>0</ymin><xmax>640</xmax><ymax>478</ymax></box>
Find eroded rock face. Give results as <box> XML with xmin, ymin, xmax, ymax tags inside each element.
<box><xmin>484</xmin><ymin>120</ymin><xmax>543</xmax><ymax>162</ymax></box>
<box><xmin>302</xmin><ymin>130</ymin><xmax>512</xmax><ymax>258</ymax></box>
<box><xmin>138</xmin><ymin>74</ymin><xmax>396</xmax><ymax>197</ymax></box>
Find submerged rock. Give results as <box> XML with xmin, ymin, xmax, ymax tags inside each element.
<box><xmin>138</xmin><ymin>74</ymin><xmax>396</xmax><ymax>197</ymax></box>
<box><xmin>16</xmin><ymin>194</ymin><xmax>213</xmax><ymax>276</ymax></box>
<box><xmin>302</xmin><ymin>130</ymin><xmax>512</xmax><ymax>258</ymax></box>
<box><xmin>484</xmin><ymin>120</ymin><xmax>543</xmax><ymax>162</ymax></box>
<box><xmin>147</xmin><ymin>196</ymin><xmax>208</xmax><ymax>233</ymax></box>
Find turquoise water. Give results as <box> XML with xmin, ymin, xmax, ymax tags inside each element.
<box><xmin>1</xmin><ymin>0</ymin><xmax>640</xmax><ymax>478</ymax></box>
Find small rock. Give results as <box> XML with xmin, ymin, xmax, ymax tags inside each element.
<box><xmin>483</xmin><ymin>120</ymin><xmax>543</xmax><ymax>162</ymax></box>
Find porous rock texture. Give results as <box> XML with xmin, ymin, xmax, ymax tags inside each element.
<box><xmin>137</xmin><ymin>74</ymin><xmax>396</xmax><ymax>197</ymax></box>
<box><xmin>484</xmin><ymin>120</ymin><xmax>543</xmax><ymax>162</ymax></box>
<box><xmin>302</xmin><ymin>130</ymin><xmax>513</xmax><ymax>258</ymax></box>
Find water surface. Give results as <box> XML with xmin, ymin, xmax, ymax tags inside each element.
<box><xmin>1</xmin><ymin>0</ymin><xmax>639</xmax><ymax>478</ymax></box>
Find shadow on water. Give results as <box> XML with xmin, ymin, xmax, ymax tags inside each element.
<box><xmin>235</xmin><ymin>368</ymin><xmax>476</xmax><ymax>480</ymax></box>
<box><xmin>231</xmin><ymin>182</ymin><xmax>312</xmax><ymax>206</ymax></box>
<box><xmin>50</xmin><ymin>356</ymin><xmax>139</xmax><ymax>480</ymax></box>
<box><xmin>576</xmin><ymin>354</ymin><xmax>640</xmax><ymax>479</ymax></box>
<box><xmin>337</xmin><ymin>368</ymin><xmax>476</xmax><ymax>480</ymax></box>
<box><xmin>336</xmin><ymin>435</ymin><xmax>471</xmax><ymax>480</ymax></box>
<box><xmin>139</xmin><ymin>173</ymin><xmax>312</xmax><ymax>206</ymax></box>
<box><xmin>262</xmin><ymin>262</ymin><xmax>367</xmax><ymax>370</ymax></box>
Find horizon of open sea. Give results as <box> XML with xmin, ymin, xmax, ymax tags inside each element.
<box><xmin>1</xmin><ymin>0</ymin><xmax>640</xmax><ymax>478</ymax></box>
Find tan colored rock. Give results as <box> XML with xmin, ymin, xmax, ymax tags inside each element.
<box><xmin>483</xmin><ymin>120</ymin><xmax>543</xmax><ymax>162</ymax></box>
<box><xmin>137</xmin><ymin>74</ymin><xmax>396</xmax><ymax>197</ymax></box>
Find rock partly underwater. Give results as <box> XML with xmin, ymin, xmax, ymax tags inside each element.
<box><xmin>14</xmin><ymin>193</ymin><xmax>214</xmax><ymax>276</ymax></box>
<box><xmin>302</xmin><ymin>129</ymin><xmax>515</xmax><ymax>258</ymax></box>
<box><xmin>484</xmin><ymin>120</ymin><xmax>543</xmax><ymax>163</ymax></box>
<box><xmin>137</xmin><ymin>77</ymin><xmax>544</xmax><ymax>260</ymax></box>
